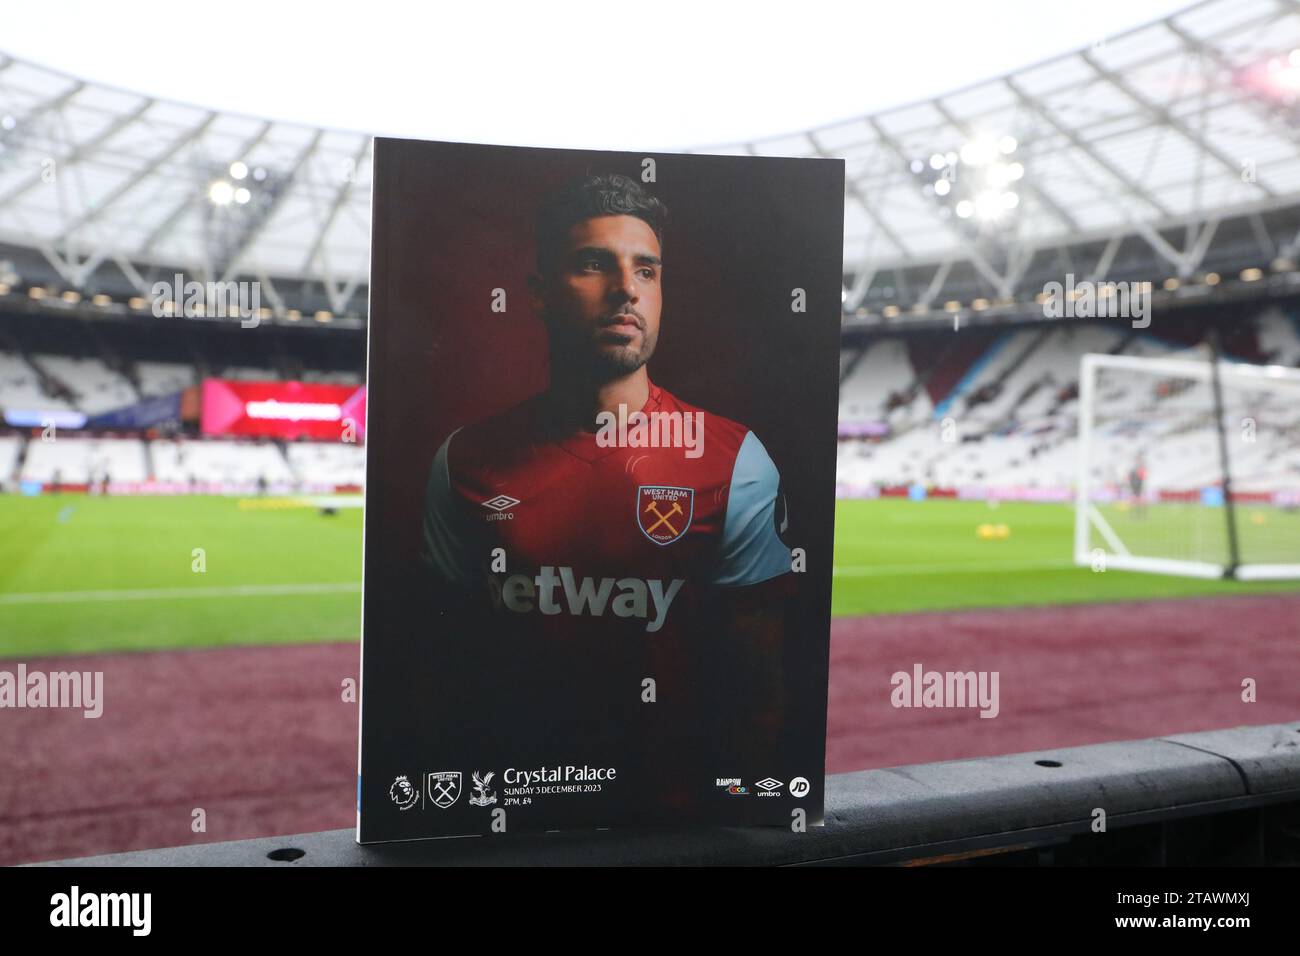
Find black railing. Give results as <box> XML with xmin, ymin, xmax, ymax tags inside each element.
<box><xmin>35</xmin><ymin>722</ymin><xmax>1300</xmax><ymax>867</ymax></box>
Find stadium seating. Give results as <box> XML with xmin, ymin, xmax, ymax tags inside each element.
<box><xmin>286</xmin><ymin>441</ymin><xmax>367</xmax><ymax>486</ymax></box>
<box><xmin>135</xmin><ymin>362</ymin><xmax>196</xmax><ymax>397</ymax></box>
<box><xmin>831</xmin><ymin>322</ymin><xmax>1300</xmax><ymax>494</ymax></box>
<box><xmin>7</xmin><ymin>433</ymin><xmax>367</xmax><ymax>490</ymax></box>
<box><xmin>219</xmin><ymin>367</ymin><xmax>279</xmax><ymax>382</ymax></box>
<box><xmin>1257</xmin><ymin>309</ymin><xmax>1300</xmax><ymax>367</ymax></box>
<box><xmin>20</xmin><ymin>438</ymin><xmax>149</xmax><ymax>484</ymax></box>
<box><xmin>0</xmin><ymin>434</ymin><xmax>19</xmax><ymax>484</ymax></box>
<box><xmin>0</xmin><ymin>351</ymin><xmax>75</xmax><ymax>412</ymax></box>
<box><xmin>2</xmin><ymin>313</ymin><xmax>1294</xmax><ymax>498</ymax></box>
<box><xmin>301</xmin><ymin>369</ymin><xmax>364</xmax><ymax>385</ymax></box>
<box><xmin>150</xmin><ymin>440</ymin><xmax>296</xmax><ymax>485</ymax></box>
<box><xmin>839</xmin><ymin>337</ymin><xmax>932</xmax><ymax>431</ymax></box>
<box><xmin>33</xmin><ymin>354</ymin><xmax>137</xmax><ymax>414</ymax></box>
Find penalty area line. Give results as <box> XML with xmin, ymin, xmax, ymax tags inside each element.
<box><xmin>0</xmin><ymin>582</ymin><xmax>362</xmax><ymax>605</ymax></box>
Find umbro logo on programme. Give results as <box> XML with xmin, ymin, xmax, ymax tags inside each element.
<box><xmin>481</xmin><ymin>495</ymin><xmax>520</xmax><ymax>512</ymax></box>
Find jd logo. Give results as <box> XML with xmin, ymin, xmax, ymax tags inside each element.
<box><xmin>427</xmin><ymin>771</ymin><xmax>462</xmax><ymax>809</ymax></box>
<box><xmin>637</xmin><ymin>486</ymin><xmax>693</xmax><ymax>546</ymax></box>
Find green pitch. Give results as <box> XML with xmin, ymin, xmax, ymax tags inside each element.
<box><xmin>1</xmin><ymin>494</ymin><xmax>1297</xmax><ymax>657</ymax></box>
<box><xmin>0</xmin><ymin>495</ymin><xmax>363</xmax><ymax>658</ymax></box>
<box><xmin>831</xmin><ymin>497</ymin><xmax>1300</xmax><ymax>616</ymax></box>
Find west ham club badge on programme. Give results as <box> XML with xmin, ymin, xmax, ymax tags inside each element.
<box><xmin>358</xmin><ymin>138</ymin><xmax>843</xmax><ymax>841</ymax></box>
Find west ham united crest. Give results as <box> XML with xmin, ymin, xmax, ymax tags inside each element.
<box><xmin>637</xmin><ymin>486</ymin><xmax>694</xmax><ymax>545</ymax></box>
<box><xmin>427</xmin><ymin>771</ymin><xmax>462</xmax><ymax>809</ymax></box>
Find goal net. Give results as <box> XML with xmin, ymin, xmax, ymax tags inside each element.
<box><xmin>1074</xmin><ymin>350</ymin><xmax>1300</xmax><ymax>580</ymax></box>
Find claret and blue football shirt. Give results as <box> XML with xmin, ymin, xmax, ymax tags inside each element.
<box><xmin>419</xmin><ymin>380</ymin><xmax>793</xmax><ymax>786</ymax></box>
<box><xmin>422</xmin><ymin>379</ymin><xmax>791</xmax><ymax>621</ymax></box>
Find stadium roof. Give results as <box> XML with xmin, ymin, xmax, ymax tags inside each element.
<box><xmin>709</xmin><ymin>0</ymin><xmax>1300</xmax><ymax>315</ymax></box>
<box><xmin>0</xmin><ymin>0</ymin><xmax>1298</xmax><ymax>323</ymax></box>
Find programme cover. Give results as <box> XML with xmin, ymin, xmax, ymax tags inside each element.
<box><xmin>358</xmin><ymin>138</ymin><xmax>843</xmax><ymax>841</ymax></box>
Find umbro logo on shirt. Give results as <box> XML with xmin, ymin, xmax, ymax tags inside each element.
<box><xmin>482</xmin><ymin>494</ymin><xmax>520</xmax><ymax>522</ymax></box>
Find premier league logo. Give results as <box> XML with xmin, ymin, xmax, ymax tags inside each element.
<box><xmin>637</xmin><ymin>486</ymin><xmax>693</xmax><ymax>546</ymax></box>
<box><xmin>426</xmin><ymin>771</ymin><xmax>462</xmax><ymax>809</ymax></box>
<box><xmin>388</xmin><ymin>774</ymin><xmax>420</xmax><ymax>810</ymax></box>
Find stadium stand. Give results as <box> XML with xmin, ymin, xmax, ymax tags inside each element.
<box><xmin>0</xmin><ymin>433</ymin><xmax>18</xmax><ymax>483</ymax></box>
<box><xmin>2</xmin><ymin>305</ymin><xmax>1291</xmax><ymax>499</ymax></box>
<box><xmin>839</xmin><ymin>337</ymin><xmax>931</xmax><ymax>426</ymax></box>
<box><xmin>136</xmin><ymin>361</ymin><xmax>197</xmax><ymax>397</ymax></box>
<box><xmin>286</xmin><ymin>441</ymin><xmax>366</xmax><ymax>487</ymax></box>
<box><xmin>20</xmin><ymin>437</ymin><xmax>148</xmax><ymax>484</ymax></box>
<box><xmin>151</xmin><ymin>439</ymin><xmax>296</xmax><ymax>486</ymax></box>
<box><xmin>300</xmin><ymin>369</ymin><xmax>364</xmax><ymax>385</ymax></box>
<box><xmin>834</xmin><ymin>310</ymin><xmax>1300</xmax><ymax>493</ymax></box>
<box><xmin>219</xmin><ymin>366</ymin><xmax>280</xmax><ymax>381</ymax></box>
<box><xmin>1257</xmin><ymin>310</ymin><xmax>1300</xmax><ymax>366</ymax></box>
<box><xmin>32</xmin><ymin>354</ymin><xmax>136</xmax><ymax>413</ymax></box>
<box><xmin>0</xmin><ymin>350</ymin><xmax>74</xmax><ymax>411</ymax></box>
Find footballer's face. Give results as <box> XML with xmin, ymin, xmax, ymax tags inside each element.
<box><xmin>534</xmin><ymin>215</ymin><xmax>662</xmax><ymax>378</ymax></box>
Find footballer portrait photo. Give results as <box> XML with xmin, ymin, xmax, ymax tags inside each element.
<box><xmin>359</xmin><ymin>139</ymin><xmax>843</xmax><ymax>841</ymax></box>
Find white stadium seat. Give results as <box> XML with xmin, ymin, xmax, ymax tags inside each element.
<box><xmin>286</xmin><ymin>441</ymin><xmax>367</xmax><ymax>486</ymax></box>
<box><xmin>34</xmin><ymin>354</ymin><xmax>137</xmax><ymax>414</ymax></box>
<box><xmin>20</xmin><ymin>438</ymin><xmax>148</xmax><ymax>483</ymax></box>
<box><xmin>150</xmin><ymin>440</ymin><xmax>296</xmax><ymax>485</ymax></box>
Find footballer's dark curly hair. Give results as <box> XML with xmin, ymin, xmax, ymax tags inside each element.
<box><xmin>534</xmin><ymin>173</ymin><xmax>669</xmax><ymax>277</ymax></box>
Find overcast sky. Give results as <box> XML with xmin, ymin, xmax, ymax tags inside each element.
<box><xmin>5</xmin><ymin>0</ymin><xmax>1194</xmax><ymax>149</ymax></box>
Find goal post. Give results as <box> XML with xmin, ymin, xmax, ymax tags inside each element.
<box><xmin>1074</xmin><ymin>350</ymin><xmax>1300</xmax><ymax>580</ymax></box>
